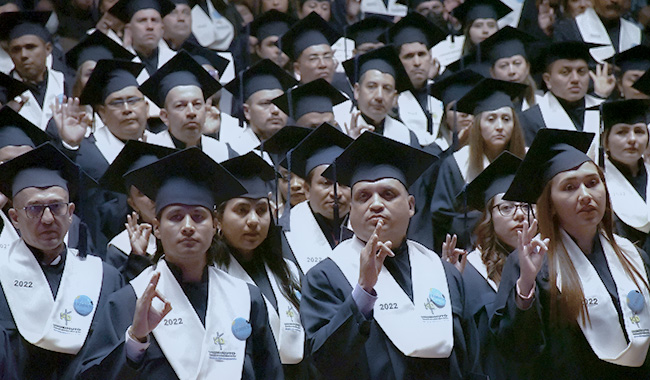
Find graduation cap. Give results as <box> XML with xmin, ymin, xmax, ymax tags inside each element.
<box><xmin>342</xmin><ymin>45</ymin><xmax>412</xmax><ymax>92</ymax></box>
<box><xmin>278</xmin><ymin>12</ymin><xmax>341</xmax><ymax>61</ymax></box>
<box><xmin>633</xmin><ymin>69</ymin><xmax>650</xmax><ymax>95</ymax></box>
<box><xmin>283</xmin><ymin>123</ymin><xmax>353</xmax><ymax>179</ymax></box>
<box><xmin>179</xmin><ymin>41</ymin><xmax>230</xmax><ymax>80</ymax></box>
<box><xmin>345</xmin><ymin>16</ymin><xmax>393</xmax><ymax>47</ymax></box>
<box><xmin>460</xmin><ymin>151</ymin><xmax>521</xmax><ymax>211</ymax></box>
<box><xmin>428</xmin><ymin>69</ymin><xmax>484</xmax><ymax>106</ymax></box>
<box><xmin>0</xmin><ymin>72</ymin><xmax>29</xmax><ymax>105</ymax></box>
<box><xmin>533</xmin><ymin>41</ymin><xmax>597</xmax><ymax>73</ymax></box>
<box><xmin>99</xmin><ymin>140</ymin><xmax>176</xmax><ymax>194</ymax></box>
<box><xmin>503</xmin><ymin>129</ymin><xmax>594</xmax><ymax>204</ymax></box>
<box><xmin>220</xmin><ymin>151</ymin><xmax>276</xmax><ymax>199</ymax></box>
<box><xmin>249</xmin><ymin>9</ymin><xmax>296</xmax><ymax>43</ymax></box>
<box><xmin>601</xmin><ymin>99</ymin><xmax>650</xmax><ymax>131</ymax></box>
<box><xmin>323</xmin><ymin>131</ymin><xmax>437</xmax><ymax>188</ymax></box>
<box><xmin>223</xmin><ymin>59</ymin><xmax>298</xmax><ymax>102</ymax></box>
<box><xmin>257</xmin><ymin>125</ymin><xmax>312</xmax><ymax>166</ymax></box>
<box><xmin>0</xmin><ymin>11</ymin><xmax>51</xmax><ymax>42</ymax></box>
<box><xmin>109</xmin><ymin>0</ymin><xmax>175</xmax><ymax>24</ymax></box>
<box><xmin>455</xmin><ymin>78</ymin><xmax>526</xmax><ymax>115</ymax></box>
<box><xmin>478</xmin><ymin>26</ymin><xmax>536</xmax><ymax>64</ymax></box>
<box><xmin>606</xmin><ymin>45</ymin><xmax>650</xmax><ymax>74</ymax></box>
<box><xmin>0</xmin><ymin>107</ymin><xmax>49</xmax><ymax>150</ymax></box>
<box><xmin>444</xmin><ymin>52</ymin><xmax>491</xmax><ymax>77</ymax></box>
<box><xmin>271</xmin><ymin>78</ymin><xmax>347</xmax><ymax>122</ymax></box>
<box><xmin>127</xmin><ymin>147</ymin><xmax>246</xmax><ymax>215</ymax></box>
<box><xmin>65</xmin><ymin>30</ymin><xmax>135</xmax><ymax>71</ymax></box>
<box><xmin>139</xmin><ymin>51</ymin><xmax>222</xmax><ymax>108</ymax></box>
<box><xmin>79</xmin><ymin>59</ymin><xmax>144</xmax><ymax>106</ymax></box>
<box><xmin>395</xmin><ymin>0</ymin><xmax>442</xmax><ymax>9</ymax></box>
<box><xmin>452</xmin><ymin>0</ymin><xmax>511</xmax><ymax>26</ymax></box>
<box><xmin>380</xmin><ymin>12</ymin><xmax>447</xmax><ymax>49</ymax></box>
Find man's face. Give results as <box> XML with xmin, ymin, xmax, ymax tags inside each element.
<box><xmin>593</xmin><ymin>0</ymin><xmax>629</xmax><ymax>20</ymax></box>
<box><xmin>543</xmin><ymin>59</ymin><xmax>590</xmax><ymax>102</ymax></box>
<box><xmin>160</xmin><ymin>85</ymin><xmax>206</xmax><ymax>146</ymax></box>
<box><xmin>296</xmin><ymin>111</ymin><xmax>336</xmax><ymax>128</ymax></box>
<box><xmin>163</xmin><ymin>4</ymin><xmax>192</xmax><ymax>43</ymax></box>
<box><xmin>306</xmin><ymin>165</ymin><xmax>351</xmax><ymax>220</ymax></box>
<box><xmin>399</xmin><ymin>42</ymin><xmax>431</xmax><ymax>90</ymax></box>
<box><xmin>415</xmin><ymin>0</ymin><xmax>444</xmax><ymax>18</ymax></box>
<box><xmin>349</xmin><ymin>178</ymin><xmax>414</xmax><ymax>245</ymax></box>
<box><xmin>9</xmin><ymin>186</ymin><xmax>74</xmax><ymax>255</ymax></box>
<box><xmin>243</xmin><ymin>88</ymin><xmax>287</xmax><ymax>140</ymax></box>
<box><xmin>153</xmin><ymin>205</ymin><xmax>216</xmax><ymax>262</ymax></box>
<box><xmin>354</xmin><ymin>69</ymin><xmax>397</xmax><ymax>124</ymax></box>
<box><xmin>299</xmin><ymin>0</ymin><xmax>331</xmax><ymax>20</ymax></box>
<box><xmin>294</xmin><ymin>44</ymin><xmax>336</xmax><ymax>84</ymax></box>
<box><xmin>97</xmin><ymin>86</ymin><xmax>149</xmax><ymax>141</ymax></box>
<box><xmin>9</xmin><ymin>35</ymin><xmax>51</xmax><ymax>82</ymax></box>
<box><xmin>255</xmin><ymin>35</ymin><xmax>289</xmax><ymax>68</ymax></box>
<box><xmin>128</xmin><ymin>9</ymin><xmax>164</xmax><ymax>55</ymax></box>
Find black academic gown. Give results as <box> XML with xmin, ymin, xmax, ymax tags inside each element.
<box><xmin>105</xmin><ymin>244</ymin><xmax>154</xmax><ymax>282</ymax></box>
<box><xmin>75</xmin><ymin>264</ymin><xmax>283</xmax><ymax>380</ymax></box>
<box><xmin>490</xmin><ymin>238</ymin><xmax>650</xmax><ymax>379</ymax></box>
<box><xmin>0</xmin><ymin>248</ymin><xmax>124</xmax><ymax>380</ymax></box>
<box><xmin>301</xmin><ymin>249</ymin><xmax>485</xmax><ymax>380</ymax></box>
<box><xmin>0</xmin><ymin>326</ymin><xmax>18</xmax><ymax>380</ymax></box>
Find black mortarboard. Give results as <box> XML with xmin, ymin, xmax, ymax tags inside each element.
<box><xmin>0</xmin><ymin>142</ymin><xmax>85</xmax><ymax>200</ymax></box>
<box><xmin>109</xmin><ymin>0</ymin><xmax>175</xmax><ymax>23</ymax></box>
<box><xmin>0</xmin><ymin>11</ymin><xmax>50</xmax><ymax>42</ymax></box>
<box><xmin>479</xmin><ymin>26</ymin><xmax>536</xmax><ymax>64</ymax></box>
<box><xmin>65</xmin><ymin>30</ymin><xmax>135</xmax><ymax>71</ymax></box>
<box><xmin>221</xmin><ymin>152</ymin><xmax>276</xmax><ymax>199</ymax></box>
<box><xmin>249</xmin><ymin>9</ymin><xmax>295</xmax><ymax>42</ymax></box>
<box><xmin>452</xmin><ymin>0</ymin><xmax>511</xmax><ymax>26</ymax></box>
<box><xmin>178</xmin><ymin>41</ymin><xmax>229</xmax><ymax>79</ymax></box>
<box><xmin>534</xmin><ymin>41</ymin><xmax>597</xmax><ymax>73</ymax></box>
<box><xmin>444</xmin><ymin>52</ymin><xmax>491</xmax><ymax>77</ymax></box>
<box><xmin>0</xmin><ymin>72</ymin><xmax>29</xmax><ymax>105</ymax></box>
<box><xmin>428</xmin><ymin>69</ymin><xmax>484</xmax><ymax>105</ymax></box>
<box><xmin>342</xmin><ymin>45</ymin><xmax>412</xmax><ymax>92</ymax></box>
<box><xmin>283</xmin><ymin>123</ymin><xmax>353</xmax><ymax>179</ymax></box>
<box><xmin>257</xmin><ymin>125</ymin><xmax>312</xmax><ymax>165</ymax></box>
<box><xmin>504</xmin><ymin>129</ymin><xmax>594</xmax><ymax>204</ymax></box>
<box><xmin>380</xmin><ymin>12</ymin><xmax>447</xmax><ymax>49</ymax></box>
<box><xmin>79</xmin><ymin>59</ymin><xmax>144</xmax><ymax>106</ymax></box>
<box><xmin>139</xmin><ymin>51</ymin><xmax>222</xmax><ymax>108</ymax></box>
<box><xmin>455</xmin><ymin>78</ymin><xmax>526</xmax><ymax>115</ymax></box>
<box><xmin>278</xmin><ymin>12</ymin><xmax>341</xmax><ymax>61</ymax></box>
<box><xmin>396</xmin><ymin>0</ymin><xmax>441</xmax><ymax>8</ymax></box>
<box><xmin>223</xmin><ymin>59</ymin><xmax>297</xmax><ymax>102</ymax></box>
<box><xmin>601</xmin><ymin>99</ymin><xmax>650</xmax><ymax>130</ymax></box>
<box><xmin>128</xmin><ymin>148</ymin><xmax>246</xmax><ymax>215</ymax></box>
<box><xmin>345</xmin><ymin>16</ymin><xmax>393</xmax><ymax>46</ymax></box>
<box><xmin>606</xmin><ymin>45</ymin><xmax>650</xmax><ymax>74</ymax></box>
<box><xmin>633</xmin><ymin>70</ymin><xmax>650</xmax><ymax>95</ymax></box>
<box><xmin>0</xmin><ymin>107</ymin><xmax>49</xmax><ymax>150</ymax></box>
<box><xmin>271</xmin><ymin>78</ymin><xmax>347</xmax><ymax>121</ymax></box>
<box><xmin>99</xmin><ymin>140</ymin><xmax>176</xmax><ymax>194</ymax></box>
<box><xmin>461</xmin><ymin>151</ymin><xmax>521</xmax><ymax>211</ymax></box>
<box><xmin>323</xmin><ymin>131</ymin><xmax>437</xmax><ymax>188</ymax></box>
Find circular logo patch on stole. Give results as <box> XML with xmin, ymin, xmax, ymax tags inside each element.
<box><xmin>73</xmin><ymin>295</ymin><xmax>94</xmax><ymax>316</ymax></box>
<box><xmin>232</xmin><ymin>317</ymin><xmax>252</xmax><ymax>340</ymax></box>
<box><xmin>429</xmin><ymin>288</ymin><xmax>446</xmax><ymax>308</ymax></box>
<box><xmin>627</xmin><ymin>290</ymin><xmax>645</xmax><ymax>314</ymax></box>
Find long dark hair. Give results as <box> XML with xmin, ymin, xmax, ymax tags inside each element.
<box><xmin>474</xmin><ymin>197</ymin><xmax>512</xmax><ymax>285</ymax></box>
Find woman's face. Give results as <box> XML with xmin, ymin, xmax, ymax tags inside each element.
<box><xmin>490</xmin><ymin>193</ymin><xmax>531</xmax><ymax>248</ymax></box>
<box><xmin>78</xmin><ymin>60</ymin><xmax>97</xmax><ymax>91</ymax></box>
<box><xmin>128</xmin><ymin>186</ymin><xmax>156</xmax><ymax>224</ymax></box>
<box><xmin>299</xmin><ymin>0</ymin><xmax>331</xmax><ymax>21</ymax></box>
<box><xmin>445</xmin><ymin>101</ymin><xmax>474</xmax><ymax>131</ymax></box>
<box><xmin>468</xmin><ymin>18</ymin><xmax>498</xmax><ymax>45</ymax></box>
<box><xmin>219</xmin><ymin>198</ymin><xmax>271</xmax><ymax>256</ymax></box>
<box><xmin>618</xmin><ymin>70</ymin><xmax>649</xmax><ymax>100</ymax></box>
<box><xmin>550</xmin><ymin>161</ymin><xmax>606</xmax><ymax>236</ymax></box>
<box><xmin>491</xmin><ymin>55</ymin><xmax>530</xmax><ymax>83</ymax></box>
<box><xmin>606</xmin><ymin>122</ymin><xmax>649</xmax><ymax>168</ymax></box>
<box><xmin>261</xmin><ymin>0</ymin><xmax>289</xmax><ymax>13</ymax></box>
<box><xmin>479</xmin><ymin>106</ymin><xmax>514</xmax><ymax>156</ymax></box>
<box><xmin>566</xmin><ymin>0</ymin><xmax>592</xmax><ymax>17</ymax></box>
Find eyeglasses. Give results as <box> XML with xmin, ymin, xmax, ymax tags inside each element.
<box><xmin>106</xmin><ymin>96</ymin><xmax>144</xmax><ymax>109</ymax></box>
<box><xmin>19</xmin><ymin>203</ymin><xmax>70</xmax><ymax>219</ymax></box>
<box><xmin>492</xmin><ymin>202</ymin><xmax>530</xmax><ymax>217</ymax></box>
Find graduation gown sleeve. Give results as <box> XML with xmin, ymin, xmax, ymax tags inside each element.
<box><xmin>0</xmin><ymin>326</ymin><xmax>18</xmax><ymax>380</ymax></box>
<box><xmin>519</xmin><ymin>105</ymin><xmax>545</xmax><ymax>147</ymax></box>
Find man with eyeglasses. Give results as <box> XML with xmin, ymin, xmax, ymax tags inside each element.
<box><xmin>0</xmin><ymin>143</ymin><xmax>123</xmax><ymax>379</ymax></box>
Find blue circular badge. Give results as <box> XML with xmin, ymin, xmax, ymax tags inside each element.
<box><xmin>231</xmin><ymin>317</ymin><xmax>252</xmax><ymax>341</ymax></box>
<box><xmin>627</xmin><ymin>290</ymin><xmax>645</xmax><ymax>314</ymax></box>
<box><xmin>429</xmin><ymin>288</ymin><xmax>446</xmax><ymax>308</ymax></box>
<box><xmin>294</xmin><ymin>289</ymin><xmax>302</xmax><ymax>301</ymax></box>
<box><xmin>73</xmin><ymin>295</ymin><xmax>93</xmax><ymax>316</ymax></box>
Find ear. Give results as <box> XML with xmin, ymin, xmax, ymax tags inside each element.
<box><xmin>407</xmin><ymin>194</ymin><xmax>415</xmax><ymax>218</ymax></box>
<box><xmin>45</xmin><ymin>42</ymin><xmax>52</xmax><ymax>55</ymax></box>
<box><xmin>152</xmin><ymin>218</ymin><xmax>161</xmax><ymax>239</ymax></box>
<box><xmin>542</xmin><ymin>72</ymin><xmax>552</xmax><ymax>91</ymax></box>
<box><xmin>67</xmin><ymin>202</ymin><xmax>75</xmax><ymax>222</ymax></box>
<box><xmin>242</xmin><ymin>102</ymin><xmax>251</xmax><ymax>122</ymax></box>
<box><xmin>159</xmin><ymin>108</ymin><xmax>169</xmax><ymax>125</ymax></box>
<box><xmin>353</xmin><ymin>83</ymin><xmax>360</xmax><ymax>102</ymax></box>
<box><xmin>391</xmin><ymin>90</ymin><xmax>398</xmax><ymax>108</ymax></box>
<box><xmin>8</xmin><ymin>208</ymin><xmax>19</xmax><ymax>229</ymax></box>
<box><xmin>293</xmin><ymin>61</ymin><xmax>301</xmax><ymax>79</ymax></box>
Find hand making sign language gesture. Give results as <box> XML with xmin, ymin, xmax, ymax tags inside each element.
<box><xmin>515</xmin><ymin>219</ymin><xmax>549</xmax><ymax>308</ymax></box>
<box><xmin>358</xmin><ymin>220</ymin><xmax>395</xmax><ymax>294</ymax></box>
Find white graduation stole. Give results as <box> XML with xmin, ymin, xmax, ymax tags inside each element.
<box><xmin>360</xmin><ymin>0</ymin><xmax>407</xmax><ymax>17</ymax></box>
<box><xmin>605</xmin><ymin>158</ymin><xmax>650</xmax><ymax>233</ymax></box>
<box><xmin>130</xmin><ymin>260</ymin><xmax>250</xmax><ymax>380</ymax></box>
<box><xmin>284</xmin><ymin>201</ymin><xmax>335</xmax><ymax>274</ymax></box>
<box><xmin>452</xmin><ymin>145</ymin><xmax>490</xmax><ymax>183</ymax></box>
<box><xmin>107</xmin><ymin>229</ymin><xmax>157</xmax><ymax>256</ymax></box>
<box><xmin>0</xmin><ymin>211</ymin><xmax>19</xmax><ymax>248</ymax></box>
<box><xmin>220</xmin><ymin>256</ymin><xmax>304</xmax><ymax>364</ymax></box>
<box><xmin>382</xmin><ymin>116</ymin><xmax>412</xmax><ymax>145</ymax></box>
<box><xmin>199</xmin><ymin>135</ymin><xmax>230</xmax><ymax>163</ymax></box>
<box><xmin>466</xmin><ymin>249</ymin><xmax>498</xmax><ymax>292</ymax></box>
<box><xmin>556</xmin><ymin>230</ymin><xmax>650</xmax><ymax>366</ymax></box>
<box><xmin>576</xmin><ymin>8</ymin><xmax>641</xmax><ymax>62</ymax></box>
<box><xmin>330</xmin><ymin>237</ymin><xmax>454</xmax><ymax>358</ymax></box>
<box><xmin>432</xmin><ymin>35</ymin><xmax>465</xmax><ymax>68</ymax></box>
<box><xmin>498</xmin><ymin>0</ymin><xmax>524</xmax><ymax>28</ymax></box>
<box><xmin>93</xmin><ymin>126</ymin><xmax>126</xmax><ymax>165</ymax></box>
<box><xmin>397</xmin><ymin>90</ymin><xmax>444</xmax><ymax>147</ymax></box>
<box><xmin>0</xmin><ymin>240</ymin><xmax>102</xmax><ymax>354</ymax></box>
<box><xmin>191</xmin><ymin>1</ymin><xmax>235</xmax><ymax>51</ymax></box>
<box><xmin>14</xmin><ymin>68</ymin><xmax>65</xmax><ymax>131</ymax></box>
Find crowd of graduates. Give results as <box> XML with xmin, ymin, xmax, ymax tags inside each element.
<box><xmin>0</xmin><ymin>0</ymin><xmax>649</xmax><ymax>377</ymax></box>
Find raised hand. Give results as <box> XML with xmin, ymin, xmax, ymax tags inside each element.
<box><xmin>442</xmin><ymin>233</ymin><xmax>468</xmax><ymax>273</ymax></box>
<box><xmin>203</xmin><ymin>98</ymin><xmax>221</xmax><ymax>136</ymax></box>
<box><xmin>131</xmin><ymin>272</ymin><xmax>172</xmax><ymax>341</ymax></box>
<box><xmin>125</xmin><ymin>212</ymin><xmax>152</xmax><ymax>257</ymax></box>
<box><xmin>51</xmin><ymin>95</ymin><xmax>90</xmax><ymax>148</ymax></box>
<box><xmin>590</xmin><ymin>62</ymin><xmax>616</xmax><ymax>99</ymax></box>
<box><xmin>516</xmin><ymin>220</ymin><xmax>549</xmax><ymax>299</ymax></box>
<box><xmin>345</xmin><ymin>110</ymin><xmax>373</xmax><ymax>139</ymax></box>
<box><xmin>358</xmin><ymin>220</ymin><xmax>395</xmax><ymax>293</ymax></box>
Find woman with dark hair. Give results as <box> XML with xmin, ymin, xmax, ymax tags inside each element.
<box><xmin>451</xmin><ymin>0</ymin><xmax>511</xmax><ymax>55</ymax></box>
<box><xmin>492</xmin><ymin>129</ymin><xmax>650</xmax><ymax>379</ymax></box>
<box><xmin>216</xmin><ymin>152</ymin><xmax>306</xmax><ymax>379</ymax></box>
